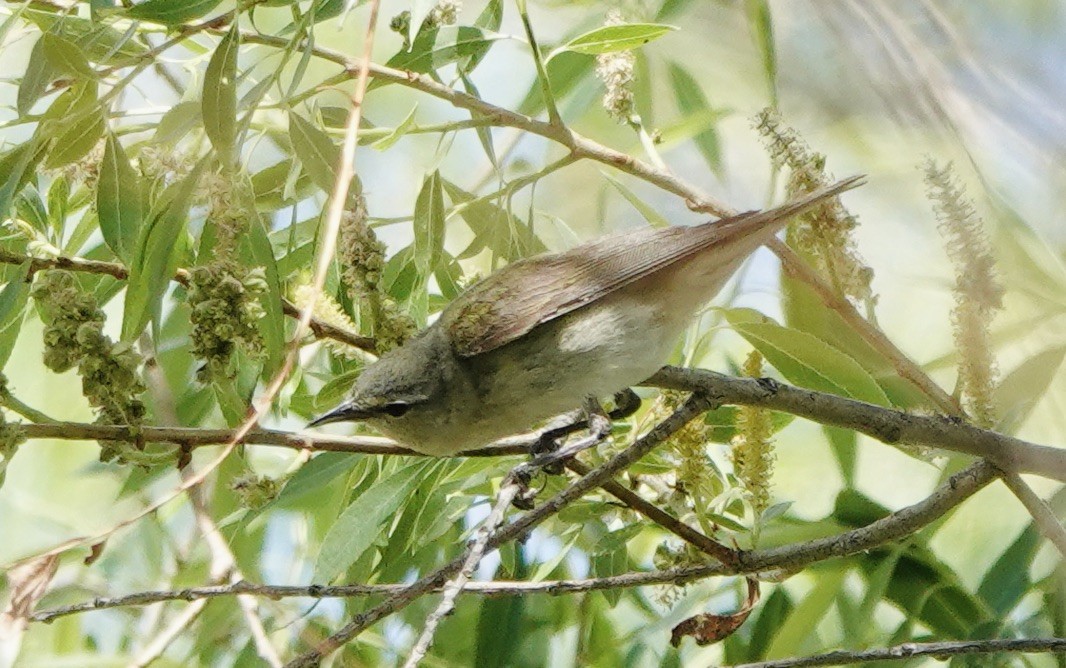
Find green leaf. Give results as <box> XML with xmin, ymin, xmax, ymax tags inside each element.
<box><xmin>288</xmin><ymin>111</ymin><xmax>340</xmax><ymax>193</ymax></box>
<box><xmin>371</xmin><ymin>105</ymin><xmax>418</xmax><ymax>151</ymax></box>
<box><xmin>279</xmin><ymin>453</ymin><xmax>361</xmax><ymax>508</ymax></box>
<box><xmin>314</xmin><ymin>461</ymin><xmax>427</xmax><ymax>583</ymax></box>
<box><xmin>312</xmin><ymin>368</ymin><xmax>363</xmax><ymax>411</ymax></box>
<box><xmin>747</xmin><ymin>587</ymin><xmax>792</xmax><ymax>660</ymax></box>
<box><xmin>878</xmin><ymin>547</ymin><xmax>991</xmax><ymax>638</ymax></box>
<box><xmin>240</xmin><ymin>211</ymin><xmax>285</xmax><ymax>377</ymax></box>
<box><xmin>549</xmin><ymin>23</ymin><xmax>676</xmax><ymax>59</ymax></box>
<box><xmin>724</xmin><ymin>308</ymin><xmax>892</xmax><ymax>406</ymax></box>
<box><xmin>992</xmin><ymin>346</ymin><xmax>1066</xmax><ymax>434</ymax></box>
<box><xmin>202</xmin><ymin>25</ymin><xmax>240</xmax><ymax>159</ymax></box>
<box><xmin>377</xmin><ymin>27</ymin><xmax>507</xmax><ymax>85</ymax></box>
<box><xmin>125</xmin><ymin>0</ymin><xmax>222</xmax><ymax>25</ymax></box>
<box><xmin>154</xmin><ymin>101</ymin><xmax>202</xmax><ymax>144</ymax></box>
<box><xmin>46</xmin><ymin>175</ymin><xmax>68</xmax><ymax>237</ymax></box>
<box><xmin>518</xmin><ymin>50</ymin><xmax>592</xmax><ymax>117</ymax></box>
<box><xmin>0</xmin><ymin>141</ymin><xmax>46</xmax><ymax>220</ymax></box>
<box><xmin>467</xmin><ymin>0</ymin><xmax>504</xmax><ymax>72</ymax></box>
<box><xmin>766</xmin><ymin>567</ymin><xmax>848</xmax><ymax>658</ymax></box>
<box><xmin>782</xmin><ymin>274</ymin><xmax>928</xmax><ymax>409</ymax></box>
<box><xmin>23</xmin><ymin>9</ymin><xmax>148</xmax><ymax>64</ymax></box>
<box><xmin>63</xmin><ymin>208</ymin><xmax>99</xmax><ymax>256</ymax></box>
<box><xmin>667</xmin><ymin>63</ymin><xmax>722</xmax><ymax>176</ymax></box>
<box><xmin>0</xmin><ymin>263</ymin><xmax>31</xmax><ymax>370</ymax></box>
<box><xmin>251</xmin><ymin>159</ymin><xmax>314</xmax><ymax>210</ymax></box>
<box><xmin>17</xmin><ymin>36</ymin><xmax>54</xmax><ymax>115</ymax></box>
<box><xmin>745</xmin><ymin>0</ymin><xmax>778</xmax><ymax>106</ymax></box>
<box><xmin>602</xmin><ymin>172</ymin><xmax>668</xmax><ymax>228</ymax></box>
<box><xmin>977</xmin><ymin>525</ymin><xmax>1040</xmax><ymax>618</ymax></box>
<box><xmin>97</xmin><ymin>132</ymin><xmax>144</xmax><ymax>263</ymax></box>
<box><xmin>39</xmin><ymin>82</ymin><xmax>105</xmax><ymax>170</ymax></box>
<box><xmin>15</xmin><ymin>187</ymin><xmax>49</xmax><ymax>234</ymax></box>
<box><xmin>474</xmin><ymin>545</ymin><xmax>526</xmax><ymax>668</ymax></box>
<box><xmin>44</xmin><ymin>107</ymin><xmax>105</xmax><ymax>170</ymax></box>
<box><xmin>444</xmin><ymin>180</ymin><xmax>547</xmax><ymax>261</ymax></box>
<box><xmin>824</xmin><ymin>425</ymin><xmax>857</xmax><ymax>487</ymax></box>
<box><xmin>412</xmin><ymin>170</ymin><xmax>446</xmax><ymax>273</ymax></box>
<box><xmin>122</xmin><ymin>164</ymin><xmax>202</xmax><ymax>341</ymax></box>
<box><xmin>41</xmin><ymin>32</ymin><xmax>97</xmax><ymax>79</ymax></box>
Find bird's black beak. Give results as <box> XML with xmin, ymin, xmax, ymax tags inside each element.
<box><xmin>307</xmin><ymin>401</ymin><xmax>374</xmax><ymax>428</ymax></box>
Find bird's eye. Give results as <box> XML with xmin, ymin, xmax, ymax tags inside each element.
<box><xmin>382</xmin><ymin>402</ymin><xmax>411</xmax><ymax>418</ymax></box>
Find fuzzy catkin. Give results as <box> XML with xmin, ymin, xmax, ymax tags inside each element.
<box><xmin>924</xmin><ymin>160</ymin><xmax>1003</xmax><ymax>427</ymax></box>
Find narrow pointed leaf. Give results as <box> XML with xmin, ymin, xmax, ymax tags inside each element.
<box><xmin>202</xmin><ymin>25</ymin><xmax>239</xmax><ymax>158</ymax></box>
<box><xmin>125</xmin><ymin>0</ymin><xmax>222</xmax><ymax>25</ymax></box>
<box><xmin>550</xmin><ymin>23</ymin><xmax>676</xmax><ymax>59</ymax></box>
<box><xmin>724</xmin><ymin>308</ymin><xmax>892</xmax><ymax>406</ymax></box>
<box><xmin>314</xmin><ymin>462</ymin><xmax>427</xmax><ymax>583</ymax></box>
<box><xmin>412</xmin><ymin>170</ymin><xmax>446</xmax><ymax>273</ymax></box>
<box><xmin>41</xmin><ymin>32</ymin><xmax>96</xmax><ymax>78</ymax></box>
<box><xmin>289</xmin><ymin>111</ymin><xmax>340</xmax><ymax>193</ymax></box>
<box><xmin>123</xmin><ymin>165</ymin><xmax>202</xmax><ymax>341</ymax></box>
<box><xmin>97</xmin><ymin>132</ymin><xmax>144</xmax><ymax>262</ymax></box>
<box><xmin>0</xmin><ymin>263</ymin><xmax>31</xmax><ymax>370</ymax></box>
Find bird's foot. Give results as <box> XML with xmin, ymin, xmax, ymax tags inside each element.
<box><xmin>529</xmin><ymin>396</ymin><xmax>614</xmax><ymax>474</ymax></box>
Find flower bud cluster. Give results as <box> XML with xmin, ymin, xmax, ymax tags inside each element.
<box><xmin>924</xmin><ymin>160</ymin><xmax>1002</xmax><ymax>427</ymax></box>
<box><xmin>53</xmin><ymin>139</ymin><xmax>106</xmax><ymax>191</ymax></box>
<box><xmin>0</xmin><ymin>374</ymin><xmax>26</xmax><ymax>489</ymax></box>
<box><xmin>230</xmin><ymin>470</ymin><xmax>279</xmax><ymax>509</ymax></box>
<box><xmin>595</xmin><ymin>12</ymin><xmax>636</xmax><ymax>122</ymax></box>
<box><xmin>187</xmin><ymin>261</ymin><xmax>267</xmax><ymax>383</ymax></box>
<box><xmin>338</xmin><ymin>196</ymin><xmax>414</xmax><ymax>353</ymax></box>
<box><xmin>389</xmin><ymin>1</ymin><xmax>460</xmax><ymax>47</ymax></box>
<box><xmin>33</xmin><ymin>270</ymin><xmax>148</xmax><ymax>463</ymax></box>
<box><xmin>428</xmin><ymin>0</ymin><xmax>461</xmax><ymax>27</ymax></box>
<box><xmin>754</xmin><ymin>109</ymin><xmax>876</xmax><ymax>314</ymax></box>
<box><xmin>731</xmin><ymin>351</ymin><xmax>775</xmax><ymax>517</ymax></box>
<box><xmin>186</xmin><ymin>179</ymin><xmax>268</xmax><ymax>382</ymax></box>
<box><xmin>138</xmin><ymin>146</ymin><xmax>194</xmax><ymax>188</ymax></box>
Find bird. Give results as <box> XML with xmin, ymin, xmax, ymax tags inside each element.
<box><xmin>309</xmin><ymin>176</ymin><xmax>865</xmax><ymax>456</ymax></box>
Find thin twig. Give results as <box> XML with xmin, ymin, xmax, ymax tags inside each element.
<box><xmin>33</xmin><ymin>459</ymin><xmax>996</xmax><ymax>625</ymax></box>
<box><xmin>129</xmin><ymin>598</ymin><xmax>207</xmax><ymax>668</ymax></box>
<box><xmin>564</xmin><ymin>460</ymin><xmax>738</xmax><ymax>566</ymax></box>
<box><xmin>728</xmin><ymin>637</ymin><xmax>1066</xmax><ymax>668</ymax></box>
<box><xmin>401</xmin><ymin>476</ymin><xmax>522</xmax><ymax>668</ymax></box>
<box><xmin>284</xmin><ymin>394</ymin><xmax>715</xmax><ymax>667</ymax></box>
<box><xmin>999</xmin><ymin>471</ymin><xmax>1066</xmax><ymax>558</ymax></box>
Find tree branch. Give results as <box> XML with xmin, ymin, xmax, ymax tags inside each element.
<box><xmin>20</xmin><ymin>368</ymin><xmax>1064</xmax><ymax>480</ymax></box>
<box><xmin>649</xmin><ymin>367</ymin><xmax>1066</xmax><ymax>481</ymax></box>
<box><xmin>33</xmin><ymin>459</ymin><xmax>996</xmax><ymax>626</ymax></box>
<box><xmin>728</xmin><ymin>637</ymin><xmax>1066</xmax><ymax>668</ymax></box>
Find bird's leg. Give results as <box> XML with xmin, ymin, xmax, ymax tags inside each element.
<box><xmin>530</xmin><ymin>396</ymin><xmax>614</xmax><ymax>473</ymax></box>
<box><xmin>512</xmin><ymin>391</ymin><xmax>641</xmax><ymax>508</ymax></box>
<box><xmin>530</xmin><ymin>389</ymin><xmax>641</xmax><ymax>458</ymax></box>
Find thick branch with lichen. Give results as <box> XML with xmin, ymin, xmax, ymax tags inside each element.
<box><xmin>13</xmin><ymin>367</ymin><xmax>1066</xmax><ymax>480</ymax></box>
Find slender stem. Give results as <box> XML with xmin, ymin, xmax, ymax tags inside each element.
<box><xmin>728</xmin><ymin>638</ymin><xmax>1066</xmax><ymax>668</ymax></box>
<box><xmin>515</xmin><ymin>0</ymin><xmax>562</xmax><ymax>127</ymax></box>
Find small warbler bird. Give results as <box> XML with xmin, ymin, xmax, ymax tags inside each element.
<box><xmin>310</xmin><ymin>176</ymin><xmax>864</xmax><ymax>455</ymax></box>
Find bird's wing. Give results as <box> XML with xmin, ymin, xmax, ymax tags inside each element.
<box><xmin>441</xmin><ymin>176</ymin><xmax>864</xmax><ymax>357</ymax></box>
